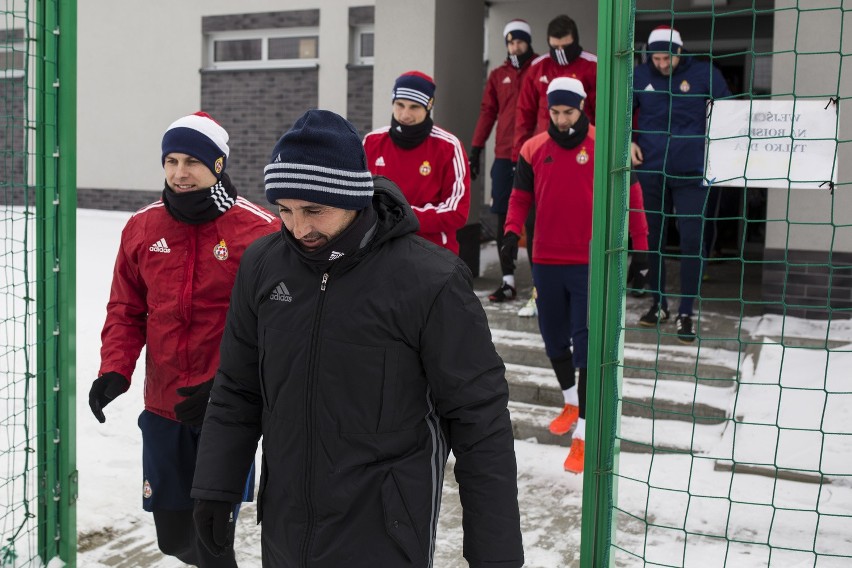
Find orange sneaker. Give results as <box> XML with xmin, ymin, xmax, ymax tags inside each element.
<box><xmin>548</xmin><ymin>404</ymin><xmax>579</xmax><ymax>436</ymax></box>
<box><xmin>563</xmin><ymin>438</ymin><xmax>585</xmax><ymax>474</ymax></box>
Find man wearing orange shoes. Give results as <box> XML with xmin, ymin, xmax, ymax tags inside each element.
<box><xmin>501</xmin><ymin>77</ymin><xmax>648</xmax><ymax>473</ymax></box>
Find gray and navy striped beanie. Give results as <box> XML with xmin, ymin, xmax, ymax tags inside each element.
<box><xmin>391</xmin><ymin>70</ymin><xmax>436</xmax><ymax>111</ymax></box>
<box><xmin>264</xmin><ymin>110</ymin><xmax>374</xmax><ymax>210</ymax></box>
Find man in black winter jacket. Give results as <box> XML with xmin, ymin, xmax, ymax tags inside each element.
<box><xmin>191</xmin><ymin>109</ymin><xmax>524</xmax><ymax>568</ymax></box>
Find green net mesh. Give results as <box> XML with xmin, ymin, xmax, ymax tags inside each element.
<box><xmin>1</xmin><ymin>4</ymin><xmax>38</xmax><ymax>566</ymax></box>
<box><xmin>604</xmin><ymin>1</ymin><xmax>852</xmax><ymax>566</ymax></box>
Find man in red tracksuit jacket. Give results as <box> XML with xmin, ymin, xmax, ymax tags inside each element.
<box><xmin>363</xmin><ymin>70</ymin><xmax>470</xmax><ymax>254</ymax></box>
<box><xmin>502</xmin><ymin>78</ymin><xmax>649</xmax><ymax>474</ymax></box>
<box><xmin>512</xmin><ymin>15</ymin><xmax>598</xmax><ymax>160</ymax></box>
<box><xmin>509</xmin><ymin>14</ymin><xmax>598</xmax><ymax>317</ymax></box>
<box><xmin>89</xmin><ymin>112</ymin><xmax>278</xmax><ymax>567</ymax></box>
<box><xmin>469</xmin><ymin>19</ymin><xmax>537</xmax><ymax>302</ymax></box>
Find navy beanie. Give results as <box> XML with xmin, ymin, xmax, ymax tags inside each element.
<box><xmin>546</xmin><ymin>77</ymin><xmax>587</xmax><ymax>110</ymax></box>
<box><xmin>161</xmin><ymin>112</ymin><xmax>229</xmax><ymax>179</ymax></box>
<box><xmin>264</xmin><ymin>110</ymin><xmax>374</xmax><ymax>210</ymax></box>
<box><xmin>391</xmin><ymin>71</ymin><xmax>436</xmax><ymax>111</ymax></box>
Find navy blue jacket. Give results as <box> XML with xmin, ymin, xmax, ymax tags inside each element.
<box><xmin>633</xmin><ymin>55</ymin><xmax>731</xmax><ymax>176</ymax></box>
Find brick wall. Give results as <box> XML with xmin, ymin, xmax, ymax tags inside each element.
<box><xmin>1</xmin><ymin>77</ymin><xmax>26</xmax><ymax>206</ymax></box>
<box><xmin>76</xmin><ymin>187</ymin><xmax>162</xmax><ymax>211</ymax></box>
<box><xmin>347</xmin><ymin>66</ymin><xmax>374</xmax><ymax>137</ymax></box>
<box><xmin>201</xmin><ymin>67</ymin><xmax>319</xmax><ymax>207</ymax></box>
<box><xmin>762</xmin><ymin>248</ymin><xmax>852</xmax><ymax>319</ymax></box>
<box><xmin>346</xmin><ymin>6</ymin><xmax>374</xmax><ymax>137</ymax></box>
<box><xmin>349</xmin><ymin>6</ymin><xmax>374</xmax><ymax>27</ymax></box>
<box><xmin>202</xmin><ymin>9</ymin><xmax>319</xmax><ymax>32</ymax></box>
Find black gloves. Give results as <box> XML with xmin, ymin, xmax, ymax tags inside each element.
<box><xmin>628</xmin><ymin>252</ymin><xmax>649</xmax><ymax>297</ymax></box>
<box><xmin>89</xmin><ymin>372</ymin><xmax>130</xmax><ymax>423</ymax></box>
<box><xmin>174</xmin><ymin>378</ymin><xmax>214</xmax><ymax>426</ymax></box>
<box><xmin>500</xmin><ymin>231</ymin><xmax>520</xmax><ymax>272</ymax></box>
<box><xmin>468</xmin><ymin>146</ymin><xmax>483</xmax><ymax>181</ymax></box>
<box><xmin>194</xmin><ymin>499</ymin><xmax>234</xmax><ymax>557</ymax></box>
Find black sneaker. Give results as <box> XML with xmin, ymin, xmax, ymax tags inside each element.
<box><xmin>675</xmin><ymin>314</ymin><xmax>696</xmax><ymax>344</ymax></box>
<box><xmin>638</xmin><ymin>304</ymin><xmax>670</xmax><ymax>327</ymax></box>
<box><xmin>488</xmin><ymin>282</ymin><xmax>517</xmax><ymax>302</ymax></box>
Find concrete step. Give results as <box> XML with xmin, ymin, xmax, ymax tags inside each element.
<box><xmin>483</xmin><ymin>298</ymin><xmax>753</xmax><ymax>354</ymax></box>
<box><xmin>506</xmin><ymin>363</ymin><xmax>735</xmax><ymax>425</ymax></box>
<box><xmin>508</xmin><ymin>401</ymin><xmax>729</xmax><ymax>454</ymax></box>
<box><xmin>492</xmin><ymin>328</ymin><xmax>741</xmax><ymax>386</ymax></box>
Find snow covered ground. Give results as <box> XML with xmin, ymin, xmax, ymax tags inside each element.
<box><xmin>3</xmin><ymin>208</ymin><xmax>852</xmax><ymax>567</ymax></box>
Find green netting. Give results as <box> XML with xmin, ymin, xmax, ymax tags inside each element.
<box><xmin>1</xmin><ymin>1</ymin><xmax>76</xmax><ymax>566</ymax></box>
<box><xmin>584</xmin><ymin>1</ymin><xmax>852</xmax><ymax>567</ymax></box>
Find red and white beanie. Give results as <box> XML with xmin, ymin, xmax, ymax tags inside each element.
<box><xmin>546</xmin><ymin>77</ymin><xmax>587</xmax><ymax>110</ymax></box>
<box><xmin>503</xmin><ymin>19</ymin><xmax>532</xmax><ymax>45</ymax></box>
<box><xmin>647</xmin><ymin>26</ymin><xmax>683</xmax><ymax>53</ymax></box>
<box><xmin>161</xmin><ymin>112</ymin><xmax>230</xmax><ymax>179</ymax></box>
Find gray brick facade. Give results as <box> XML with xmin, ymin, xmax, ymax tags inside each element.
<box><xmin>202</xmin><ymin>9</ymin><xmax>319</xmax><ymax>33</ymax></box>
<box><xmin>1</xmin><ymin>78</ymin><xmax>26</xmax><ymax>205</ymax></box>
<box><xmin>762</xmin><ymin>248</ymin><xmax>852</xmax><ymax>319</ymax></box>
<box><xmin>347</xmin><ymin>66</ymin><xmax>374</xmax><ymax>137</ymax></box>
<box><xmin>201</xmin><ymin>67</ymin><xmax>319</xmax><ymax>207</ymax></box>
<box><xmin>348</xmin><ymin>6</ymin><xmax>374</xmax><ymax>27</ymax></box>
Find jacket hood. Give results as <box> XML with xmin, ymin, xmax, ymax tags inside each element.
<box><xmin>368</xmin><ymin>175</ymin><xmax>420</xmax><ymax>247</ymax></box>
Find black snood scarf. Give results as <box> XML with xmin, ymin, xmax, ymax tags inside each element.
<box><xmin>282</xmin><ymin>205</ymin><xmax>378</xmax><ymax>268</ymax></box>
<box><xmin>550</xmin><ymin>43</ymin><xmax>584</xmax><ymax>66</ymax></box>
<box><xmin>162</xmin><ymin>172</ymin><xmax>237</xmax><ymax>224</ymax></box>
<box><xmin>508</xmin><ymin>48</ymin><xmax>535</xmax><ymax>69</ymax></box>
<box><xmin>548</xmin><ymin>113</ymin><xmax>590</xmax><ymax>150</ymax></box>
<box><xmin>388</xmin><ymin>115</ymin><xmax>433</xmax><ymax>149</ymax></box>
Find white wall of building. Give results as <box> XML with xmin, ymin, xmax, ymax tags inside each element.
<box><xmin>77</xmin><ymin>0</ymin><xmax>368</xmax><ymax>191</ymax></box>
<box><xmin>768</xmin><ymin>0</ymin><xmax>852</xmax><ymax>252</ymax></box>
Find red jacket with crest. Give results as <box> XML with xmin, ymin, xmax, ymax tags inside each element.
<box><xmin>98</xmin><ymin>197</ymin><xmax>279</xmax><ymax>420</ymax></box>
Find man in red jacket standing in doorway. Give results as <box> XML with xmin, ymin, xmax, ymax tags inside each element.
<box><xmin>469</xmin><ymin>19</ymin><xmax>538</xmax><ymax>302</ymax></box>
<box><xmin>363</xmin><ymin>70</ymin><xmax>470</xmax><ymax>254</ymax></box>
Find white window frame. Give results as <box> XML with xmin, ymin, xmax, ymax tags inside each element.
<box><xmin>351</xmin><ymin>25</ymin><xmax>374</xmax><ymax>66</ymax></box>
<box><xmin>205</xmin><ymin>27</ymin><xmax>319</xmax><ymax>70</ymax></box>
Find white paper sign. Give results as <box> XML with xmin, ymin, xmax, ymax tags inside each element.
<box><xmin>704</xmin><ymin>100</ymin><xmax>838</xmax><ymax>189</ymax></box>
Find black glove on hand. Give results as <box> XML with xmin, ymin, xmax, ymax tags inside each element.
<box><xmin>468</xmin><ymin>146</ymin><xmax>483</xmax><ymax>181</ymax></box>
<box><xmin>628</xmin><ymin>252</ymin><xmax>649</xmax><ymax>297</ymax></box>
<box><xmin>174</xmin><ymin>378</ymin><xmax>214</xmax><ymax>426</ymax></box>
<box><xmin>194</xmin><ymin>499</ymin><xmax>234</xmax><ymax>557</ymax></box>
<box><xmin>89</xmin><ymin>372</ymin><xmax>130</xmax><ymax>423</ymax></box>
<box><xmin>500</xmin><ymin>231</ymin><xmax>520</xmax><ymax>272</ymax></box>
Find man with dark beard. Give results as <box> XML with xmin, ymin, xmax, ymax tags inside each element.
<box><xmin>510</xmin><ymin>15</ymin><xmax>598</xmax><ymax>317</ymax></box>
<box><xmin>502</xmin><ymin>78</ymin><xmax>648</xmax><ymax>474</ymax></box>
<box><xmin>89</xmin><ymin>112</ymin><xmax>278</xmax><ymax>566</ymax></box>
<box><xmin>363</xmin><ymin>71</ymin><xmax>470</xmax><ymax>255</ymax></box>
<box><xmin>191</xmin><ymin>110</ymin><xmax>523</xmax><ymax>567</ymax></box>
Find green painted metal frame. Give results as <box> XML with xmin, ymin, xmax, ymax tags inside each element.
<box><xmin>35</xmin><ymin>0</ymin><xmax>77</xmax><ymax>564</ymax></box>
<box><xmin>581</xmin><ymin>0</ymin><xmax>634</xmax><ymax>566</ymax></box>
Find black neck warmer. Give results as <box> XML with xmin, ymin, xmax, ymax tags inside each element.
<box><xmin>162</xmin><ymin>173</ymin><xmax>237</xmax><ymax>225</ymax></box>
<box><xmin>548</xmin><ymin>113</ymin><xmax>590</xmax><ymax>150</ymax></box>
<box><xmin>388</xmin><ymin>115</ymin><xmax>433</xmax><ymax>149</ymax></box>
<box><xmin>550</xmin><ymin>43</ymin><xmax>584</xmax><ymax>66</ymax></box>
<box><xmin>282</xmin><ymin>205</ymin><xmax>378</xmax><ymax>268</ymax></box>
<box><xmin>509</xmin><ymin>49</ymin><xmax>535</xmax><ymax>69</ymax></box>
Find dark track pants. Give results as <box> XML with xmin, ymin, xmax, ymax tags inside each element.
<box><xmin>532</xmin><ymin>263</ymin><xmax>589</xmax><ymax>367</ymax></box>
<box><xmin>637</xmin><ymin>172</ymin><xmax>709</xmax><ymax>316</ymax></box>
